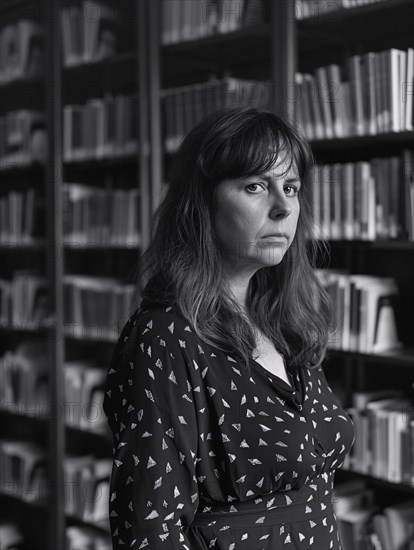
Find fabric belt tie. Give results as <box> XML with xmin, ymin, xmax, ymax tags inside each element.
<box><xmin>190</xmin><ymin>497</ymin><xmax>334</xmax><ymax>529</ymax></box>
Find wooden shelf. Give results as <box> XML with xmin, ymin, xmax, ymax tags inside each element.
<box><xmin>299</xmin><ymin>0</ymin><xmax>413</xmax><ymax>61</ymax></box>
<box><xmin>0</xmin><ymin>323</ymin><xmax>49</xmax><ymax>334</ymax></box>
<box><xmin>0</xmin><ymin>490</ymin><xmax>48</xmax><ymax>509</ymax></box>
<box><xmin>62</xmin><ymin>151</ymin><xmax>139</xmax><ymax>169</ymax></box>
<box><xmin>325</xmin><ymin>239</ymin><xmax>414</xmax><ymax>251</ymax></box>
<box><xmin>0</xmin><ymin>161</ymin><xmax>45</xmax><ymax>175</ymax></box>
<box><xmin>162</xmin><ymin>23</ymin><xmax>272</xmax><ymax>84</ymax></box>
<box><xmin>311</xmin><ymin>130</ymin><xmax>414</xmax><ymax>151</ymax></box>
<box><xmin>62</xmin><ymin>51</ymin><xmax>136</xmax><ymax>74</ymax></box>
<box><xmin>63</xmin><ymin>242</ymin><xmax>140</xmax><ymax>251</ymax></box>
<box><xmin>338</xmin><ymin>467</ymin><xmax>414</xmax><ymax>494</ymax></box>
<box><xmin>328</xmin><ymin>348</ymin><xmax>414</xmax><ymax>368</ymax></box>
<box><xmin>0</xmin><ymin>240</ymin><xmax>46</xmax><ymax>250</ymax></box>
<box><xmin>63</xmin><ymin>329</ymin><xmax>118</xmax><ymax>344</ymax></box>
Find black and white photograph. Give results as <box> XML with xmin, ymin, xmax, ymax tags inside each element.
<box><xmin>0</xmin><ymin>0</ymin><xmax>413</xmax><ymax>548</ymax></box>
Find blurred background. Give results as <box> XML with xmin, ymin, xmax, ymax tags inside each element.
<box><xmin>0</xmin><ymin>0</ymin><xmax>413</xmax><ymax>548</ymax></box>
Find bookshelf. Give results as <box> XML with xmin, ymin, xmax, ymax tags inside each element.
<box><xmin>0</xmin><ymin>0</ymin><xmax>150</xmax><ymax>549</ymax></box>
<box><xmin>0</xmin><ymin>1</ymin><xmax>413</xmax><ymax>549</ymax></box>
<box><xmin>293</xmin><ymin>0</ymin><xmax>414</xmax><ymax>546</ymax></box>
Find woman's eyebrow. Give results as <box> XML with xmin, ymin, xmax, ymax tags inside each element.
<box><xmin>258</xmin><ymin>175</ymin><xmax>301</xmax><ymax>184</ymax></box>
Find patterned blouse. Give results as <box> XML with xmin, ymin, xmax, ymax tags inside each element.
<box><xmin>103</xmin><ymin>300</ymin><xmax>355</xmax><ymax>549</ymax></box>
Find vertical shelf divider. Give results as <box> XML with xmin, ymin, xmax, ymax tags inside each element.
<box><xmin>137</xmin><ymin>0</ymin><xmax>152</xmax><ymax>254</ymax></box>
<box><xmin>45</xmin><ymin>0</ymin><xmax>65</xmax><ymax>548</ymax></box>
<box><xmin>271</xmin><ymin>0</ymin><xmax>297</xmax><ymax>123</ymax></box>
<box><xmin>148</xmin><ymin>0</ymin><xmax>162</xmax><ymax>215</ymax></box>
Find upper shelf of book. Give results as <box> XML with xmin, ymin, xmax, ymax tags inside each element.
<box><xmin>162</xmin><ymin>23</ymin><xmax>272</xmax><ymax>85</ymax></box>
<box><xmin>299</xmin><ymin>0</ymin><xmax>413</xmax><ymax>70</ymax></box>
<box><xmin>299</xmin><ymin>0</ymin><xmax>412</xmax><ymax>43</ymax></box>
<box><xmin>161</xmin><ymin>0</ymin><xmax>412</xmax><ymax>82</ymax></box>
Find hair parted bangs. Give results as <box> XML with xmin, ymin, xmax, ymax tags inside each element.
<box><xmin>196</xmin><ymin>108</ymin><xmax>313</xmax><ymax>186</ymax></box>
<box><xmin>134</xmin><ymin>106</ymin><xmax>334</xmax><ymax>376</ymax></box>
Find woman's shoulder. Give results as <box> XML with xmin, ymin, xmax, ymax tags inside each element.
<box><xmin>135</xmin><ymin>300</ymin><xmax>193</xmax><ymax>334</ymax></box>
<box><xmin>119</xmin><ymin>300</ymin><xmax>198</xmax><ymax>353</ymax></box>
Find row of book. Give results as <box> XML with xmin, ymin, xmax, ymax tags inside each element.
<box><xmin>296</xmin><ymin>0</ymin><xmax>390</xmax><ymax>19</ymax></box>
<box><xmin>0</xmin><ymin>440</ymin><xmax>48</xmax><ymax>504</ymax></box>
<box><xmin>0</xmin><ymin>521</ymin><xmax>111</xmax><ymax>550</ymax></box>
<box><xmin>65</xmin><ymin>361</ymin><xmax>108</xmax><ymax>433</ymax></box>
<box><xmin>406</xmin><ymin>150</ymin><xmax>414</xmax><ymax>240</ymax></box>
<box><xmin>0</xmin><ymin>188</ymin><xmax>44</xmax><ymax>246</ymax></box>
<box><xmin>161</xmin><ymin>0</ymin><xmax>389</xmax><ymax>44</ymax></box>
<box><xmin>0</xmin><ymin>342</ymin><xmax>109</xmax><ymax>435</ymax></box>
<box><xmin>0</xmin><ymin>182</ymin><xmax>142</xmax><ymax>247</ymax></box>
<box><xmin>0</xmin><ymin>340</ymin><xmax>48</xmax><ymax>417</ymax></box>
<box><xmin>63</xmin><ymin>94</ymin><xmax>138</xmax><ymax>162</ymax></box>
<box><xmin>333</xmin><ymin>478</ymin><xmax>414</xmax><ymax>550</ymax></box>
<box><xmin>342</xmin><ymin>389</ymin><xmax>414</xmax><ymax>485</ymax></box>
<box><xmin>296</xmin><ymin>48</ymin><xmax>414</xmax><ymax>138</ymax></box>
<box><xmin>0</xmin><ymin>271</ymin><xmax>48</xmax><ymax>328</ymax></box>
<box><xmin>0</xmin><ymin>20</ymin><xmax>43</xmax><ymax>84</ymax></box>
<box><xmin>0</xmin><ymin>440</ymin><xmax>111</xmax><ymax>524</ymax></box>
<box><xmin>64</xmin><ymin>275</ymin><xmax>135</xmax><ymax>341</ymax></box>
<box><xmin>162</xmin><ymin>76</ymin><xmax>271</xmax><ymax>152</ymax></box>
<box><xmin>64</xmin><ymin>454</ymin><xmax>111</xmax><ymax>523</ymax></box>
<box><xmin>63</xmin><ymin>184</ymin><xmax>141</xmax><ymax>247</ymax></box>
<box><xmin>0</xmin><ymin>272</ymin><xmax>135</xmax><ymax>338</ymax></box>
<box><xmin>61</xmin><ymin>1</ymin><xmax>117</xmax><ymax>67</ymax></box>
<box><xmin>315</xmin><ymin>270</ymin><xmax>401</xmax><ymax>353</ymax></box>
<box><xmin>308</xmin><ymin>152</ymin><xmax>413</xmax><ymax>242</ymax></box>
<box><xmin>0</xmin><ymin>111</ymin><xmax>47</xmax><ymax>168</ymax></box>
<box><xmin>162</xmin><ymin>53</ymin><xmax>413</xmax><ymax>155</ymax></box>
<box><xmin>161</xmin><ymin>0</ymin><xmax>264</xmax><ymax>44</ymax></box>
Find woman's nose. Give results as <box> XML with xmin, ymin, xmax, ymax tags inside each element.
<box><xmin>270</xmin><ymin>195</ymin><xmax>292</xmax><ymax>219</ymax></box>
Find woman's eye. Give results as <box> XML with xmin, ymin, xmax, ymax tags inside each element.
<box><xmin>245</xmin><ymin>183</ymin><xmax>265</xmax><ymax>193</ymax></box>
<box><xmin>284</xmin><ymin>185</ymin><xmax>299</xmax><ymax>196</ymax></box>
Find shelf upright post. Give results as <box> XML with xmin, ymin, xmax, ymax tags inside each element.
<box><xmin>270</xmin><ymin>0</ymin><xmax>297</xmax><ymax>123</ymax></box>
<box><xmin>148</xmin><ymin>0</ymin><xmax>163</xmax><ymax>214</ymax></box>
<box><xmin>137</xmin><ymin>0</ymin><xmax>152</xmax><ymax>254</ymax></box>
<box><xmin>45</xmin><ymin>0</ymin><xmax>66</xmax><ymax>548</ymax></box>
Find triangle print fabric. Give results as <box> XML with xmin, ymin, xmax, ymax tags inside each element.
<box><xmin>103</xmin><ymin>302</ymin><xmax>355</xmax><ymax>549</ymax></box>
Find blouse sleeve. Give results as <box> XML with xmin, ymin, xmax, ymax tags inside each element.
<box><xmin>104</xmin><ymin>324</ymin><xmax>200</xmax><ymax>549</ymax></box>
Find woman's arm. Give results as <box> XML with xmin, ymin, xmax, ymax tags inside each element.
<box><xmin>103</xmin><ymin>323</ymin><xmax>200</xmax><ymax>549</ymax></box>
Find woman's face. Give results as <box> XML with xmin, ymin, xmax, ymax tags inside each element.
<box><xmin>213</xmin><ymin>151</ymin><xmax>301</xmax><ymax>275</ymax></box>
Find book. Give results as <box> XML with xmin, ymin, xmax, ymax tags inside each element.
<box><xmin>383</xmin><ymin>499</ymin><xmax>414</xmax><ymax>549</ymax></box>
<box><xmin>337</xmin><ymin>506</ymin><xmax>380</xmax><ymax>550</ymax></box>
<box><xmin>64</xmin><ymin>361</ymin><xmax>108</xmax><ymax>432</ymax></box>
<box><xmin>0</xmin><ymin>20</ymin><xmax>43</xmax><ymax>84</ymax></box>
<box><xmin>63</xmin><ymin>275</ymin><xmax>135</xmax><ymax>341</ymax></box>
<box><xmin>0</xmin><ymin>522</ymin><xmax>24</xmax><ymax>550</ymax></box>
<box><xmin>0</xmin><ymin>111</ymin><xmax>47</xmax><ymax>168</ymax></box>
<box><xmin>0</xmin><ymin>339</ymin><xmax>49</xmax><ymax>416</ymax></box>
<box><xmin>63</xmin><ymin>94</ymin><xmax>138</xmax><ymax>162</ymax></box>
<box><xmin>61</xmin><ymin>0</ymin><xmax>117</xmax><ymax>66</ymax></box>
<box><xmin>0</xmin><ymin>440</ymin><xmax>48</xmax><ymax>503</ymax></box>
<box><xmin>64</xmin><ymin>454</ymin><xmax>112</xmax><ymax>521</ymax></box>
<box><xmin>66</xmin><ymin>525</ymin><xmax>111</xmax><ymax>550</ymax></box>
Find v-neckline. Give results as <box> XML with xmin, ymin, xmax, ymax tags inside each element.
<box><xmin>250</xmin><ymin>357</ymin><xmax>295</xmax><ymax>392</ymax></box>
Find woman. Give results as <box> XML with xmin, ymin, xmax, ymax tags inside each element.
<box><xmin>103</xmin><ymin>107</ymin><xmax>355</xmax><ymax>549</ymax></box>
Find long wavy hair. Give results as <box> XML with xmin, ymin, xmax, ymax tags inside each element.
<box><xmin>135</xmin><ymin>107</ymin><xmax>333</xmax><ymax>375</ymax></box>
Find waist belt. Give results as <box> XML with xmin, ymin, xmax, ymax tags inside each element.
<box><xmin>191</xmin><ymin>497</ymin><xmax>334</xmax><ymax>528</ymax></box>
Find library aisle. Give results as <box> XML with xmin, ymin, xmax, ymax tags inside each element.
<box><xmin>0</xmin><ymin>1</ymin><xmax>413</xmax><ymax>549</ymax></box>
